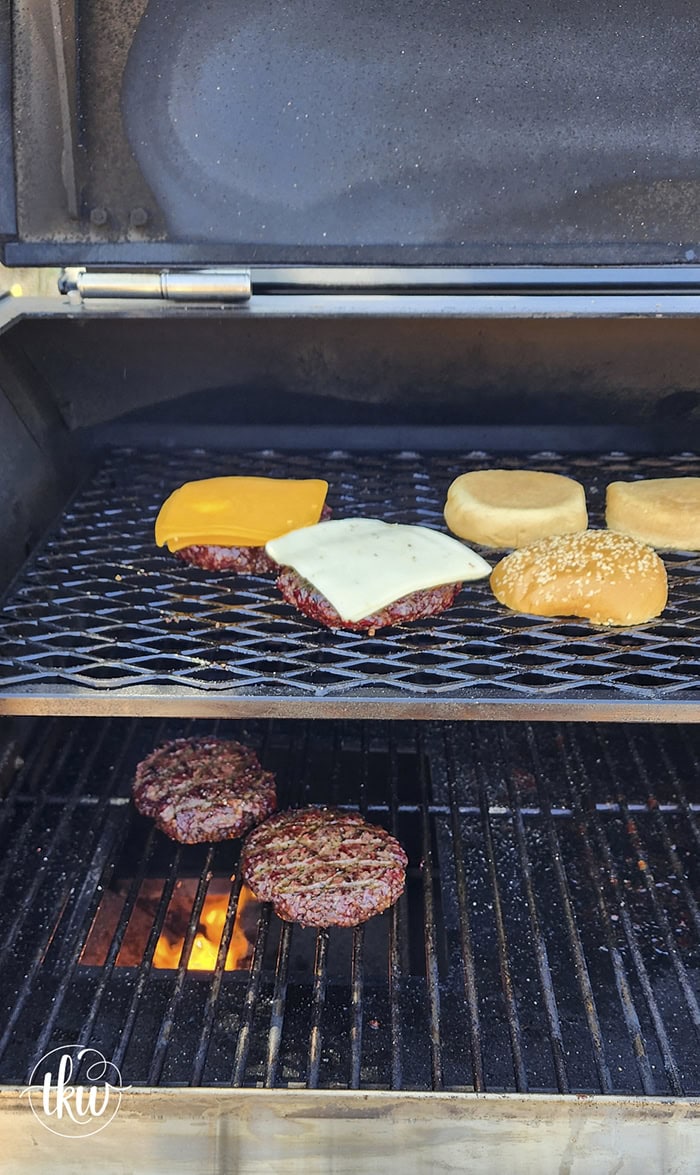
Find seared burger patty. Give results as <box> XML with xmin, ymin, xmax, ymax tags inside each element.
<box><xmin>240</xmin><ymin>807</ymin><xmax>408</xmax><ymax>927</ymax></box>
<box><xmin>276</xmin><ymin>567</ymin><xmax>461</xmax><ymax>632</ymax></box>
<box><xmin>133</xmin><ymin>737</ymin><xmax>276</xmax><ymax>844</ymax></box>
<box><xmin>176</xmin><ymin>504</ymin><xmax>332</xmax><ymax>574</ymax></box>
<box><xmin>177</xmin><ymin>543</ymin><xmax>276</xmax><ymax>574</ymax></box>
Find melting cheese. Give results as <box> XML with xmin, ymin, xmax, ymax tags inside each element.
<box><xmin>266</xmin><ymin>518</ymin><xmax>491</xmax><ymax>622</ymax></box>
<box><xmin>155</xmin><ymin>477</ymin><xmax>328</xmax><ymax>552</ymax></box>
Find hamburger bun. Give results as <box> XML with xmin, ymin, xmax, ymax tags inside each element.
<box><xmin>606</xmin><ymin>478</ymin><xmax>700</xmax><ymax>550</ymax></box>
<box><xmin>490</xmin><ymin>529</ymin><xmax>667</xmax><ymax>626</ymax></box>
<box><xmin>444</xmin><ymin>469</ymin><xmax>587</xmax><ymax>548</ymax></box>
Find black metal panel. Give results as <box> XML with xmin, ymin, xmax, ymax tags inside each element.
<box><xmin>0</xmin><ymin>0</ymin><xmax>16</xmax><ymax>241</ymax></box>
<box><xmin>8</xmin><ymin>0</ymin><xmax>700</xmax><ymax>264</ymax></box>
<box><xmin>2</xmin><ymin>447</ymin><xmax>700</xmax><ymax>716</ymax></box>
<box><xmin>3</xmin><ymin>716</ymin><xmax>700</xmax><ymax>1094</ymax></box>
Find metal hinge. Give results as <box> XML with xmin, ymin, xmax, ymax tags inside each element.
<box><xmin>58</xmin><ymin>267</ymin><xmax>252</xmax><ymax>303</ymax></box>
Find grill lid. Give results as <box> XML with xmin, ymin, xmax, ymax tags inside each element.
<box><xmin>4</xmin><ymin>0</ymin><xmax>700</xmax><ymax>268</ymax></box>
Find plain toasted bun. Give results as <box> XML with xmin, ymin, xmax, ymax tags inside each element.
<box><xmin>444</xmin><ymin>469</ymin><xmax>588</xmax><ymax>548</ymax></box>
<box><xmin>490</xmin><ymin>529</ymin><xmax>667</xmax><ymax>626</ymax></box>
<box><xmin>606</xmin><ymin>478</ymin><xmax>700</xmax><ymax>551</ymax></box>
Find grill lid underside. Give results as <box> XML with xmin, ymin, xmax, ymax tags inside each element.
<box><xmin>5</xmin><ymin>0</ymin><xmax>700</xmax><ymax>266</ymax></box>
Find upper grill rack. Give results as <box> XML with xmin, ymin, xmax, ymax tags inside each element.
<box><xmin>1</xmin><ymin>447</ymin><xmax>700</xmax><ymax>719</ymax></box>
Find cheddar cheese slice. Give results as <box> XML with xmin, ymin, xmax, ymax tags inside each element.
<box><xmin>155</xmin><ymin>477</ymin><xmax>328</xmax><ymax>552</ymax></box>
<box><xmin>266</xmin><ymin>518</ymin><xmax>491</xmax><ymax>622</ymax></box>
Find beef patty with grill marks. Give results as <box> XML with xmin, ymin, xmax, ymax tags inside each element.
<box><xmin>240</xmin><ymin>807</ymin><xmax>408</xmax><ymax>927</ymax></box>
<box><xmin>276</xmin><ymin>567</ymin><xmax>461</xmax><ymax>632</ymax></box>
<box><xmin>132</xmin><ymin>737</ymin><xmax>276</xmax><ymax>843</ymax></box>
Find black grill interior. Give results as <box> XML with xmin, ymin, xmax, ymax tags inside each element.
<box><xmin>1</xmin><ymin>447</ymin><xmax>700</xmax><ymax>714</ymax></box>
<box><xmin>2</xmin><ymin>716</ymin><xmax>700</xmax><ymax>1094</ymax></box>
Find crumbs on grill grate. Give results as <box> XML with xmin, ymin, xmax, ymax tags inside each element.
<box><xmin>240</xmin><ymin>807</ymin><xmax>408</xmax><ymax>927</ymax></box>
<box><xmin>132</xmin><ymin>737</ymin><xmax>276</xmax><ymax>843</ymax></box>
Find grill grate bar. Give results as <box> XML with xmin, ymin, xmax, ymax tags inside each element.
<box><xmin>27</xmin><ymin>803</ymin><xmax>133</xmax><ymax>1080</ymax></box>
<box><xmin>470</xmin><ymin>727</ymin><xmax>528</xmax><ymax>1093</ymax></box>
<box><xmin>191</xmin><ymin>871</ymin><xmax>245</xmax><ymax>1085</ymax></box>
<box><xmin>494</xmin><ymin>728</ymin><xmax>570</xmax><ymax>1093</ymax></box>
<box><xmin>0</xmin><ymin>719</ymin><xmax>63</xmax><ymax>836</ymax></box>
<box><xmin>112</xmin><ymin>843</ymin><xmax>184</xmax><ymax>1072</ymax></box>
<box><xmin>443</xmin><ymin>728</ymin><xmax>484</xmax><ymax>1092</ymax></box>
<box><xmin>0</xmin><ymin>721</ymin><xmax>139</xmax><ymax>1069</ymax></box>
<box><xmin>564</xmin><ymin>728</ymin><xmax>685</xmax><ymax>1097</ymax></box>
<box><xmin>387</xmin><ymin>731</ymin><xmax>404</xmax><ymax>1091</ymax></box>
<box><xmin>526</xmin><ymin>725</ymin><xmax>613</xmax><ymax>1094</ymax></box>
<box><xmin>349</xmin><ymin>727</ymin><xmax>370</xmax><ymax>1090</ymax></box>
<box><xmin>417</xmin><ymin>728</ymin><xmax>444</xmax><ymax>1091</ymax></box>
<box><xmin>149</xmin><ymin>844</ymin><xmax>216</xmax><ymax>1084</ymax></box>
<box><xmin>624</xmin><ymin>730</ymin><xmax>700</xmax><ymax>943</ymax></box>
<box><xmin>349</xmin><ymin>927</ymin><xmax>365</xmax><ymax>1090</ymax></box>
<box><xmin>80</xmin><ymin>825</ymin><xmax>159</xmax><ymax>1049</ymax></box>
<box><xmin>595</xmin><ymin>730</ymin><xmax>700</xmax><ymax>1050</ymax></box>
<box><xmin>229</xmin><ymin>724</ymin><xmax>280</xmax><ymax>1087</ymax></box>
<box><xmin>307</xmin><ymin>930</ymin><xmax>330</xmax><ymax>1089</ymax></box>
<box><xmin>654</xmin><ymin>729</ymin><xmax>700</xmax><ymax>856</ymax></box>
<box><xmin>0</xmin><ymin>721</ymin><xmax>86</xmax><ymax>908</ymax></box>
<box><xmin>263</xmin><ymin>918</ymin><xmax>291</xmax><ymax>1088</ymax></box>
<box><xmin>232</xmin><ymin>905</ymin><xmax>271</xmax><ymax>1086</ymax></box>
<box><xmin>539</xmin><ymin>730</ymin><xmax>657</xmax><ymax>1094</ymax></box>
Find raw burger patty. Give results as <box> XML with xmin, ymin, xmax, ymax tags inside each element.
<box><xmin>133</xmin><ymin>737</ymin><xmax>276</xmax><ymax>844</ymax></box>
<box><xmin>177</xmin><ymin>504</ymin><xmax>333</xmax><ymax>573</ymax></box>
<box><xmin>240</xmin><ymin>807</ymin><xmax>408</xmax><ymax>927</ymax></box>
<box><xmin>276</xmin><ymin>567</ymin><xmax>461</xmax><ymax>632</ymax></box>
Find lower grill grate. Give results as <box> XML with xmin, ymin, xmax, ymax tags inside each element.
<box><xmin>2</xmin><ymin>447</ymin><xmax>700</xmax><ymax>717</ymax></box>
<box><xmin>1</xmin><ymin>717</ymin><xmax>700</xmax><ymax>1093</ymax></box>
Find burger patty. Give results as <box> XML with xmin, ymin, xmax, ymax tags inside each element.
<box><xmin>132</xmin><ymin>737</ymin><xmax>276</xmax><ymax>844</ymax></box>
<box><xmin>240</xmin><ymin>807</ymin><xmax>408</xmax><ymax>927</ymax></box>
<box><xmin>176</xmin><ymin>543</ymin><xmax>276</xmax><ymax>573</ymax></box>
<box><xmin>275</xmin><ymin>567</ymin><xmax>461</xmax><ymax>632</ymax></box>
<box><xmin>176</xmin><ymin>504</ymin><xmax>333</xmax><ymax>574</ymax></box>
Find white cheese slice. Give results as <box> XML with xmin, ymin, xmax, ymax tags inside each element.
<box><xmin>266</xmin><ymin>518</ymin><xmax>491</xmax><ymax>623</ymax></box>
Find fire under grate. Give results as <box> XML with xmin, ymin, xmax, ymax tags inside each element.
<box><xmin>1</xmin><ymin>716</ymin><xmax>700</xmax><ymax>1094</ymax></box>
<box><xmin>1</xmin><ymin>448</ymin><xmax>700</xmax><ymax>718</ymax></box>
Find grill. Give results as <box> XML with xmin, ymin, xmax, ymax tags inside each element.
<box><xmin>6</xmin><ymin>0</ymin><xmax>700</xmax><ymax>1164</ymax></box>
<box><xmin>2</xmin><ymin>715</ymin><xmax>700</xmax><ymax>1098</ymax></box>
<box><xmin>2</xmin><ymin>446</ymin><xmax>700</xmax><ymax>719</ymax></box>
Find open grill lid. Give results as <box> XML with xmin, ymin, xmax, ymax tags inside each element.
<box><xmin>3</xmin><ymin>0</ymin><xmax>700</xmax><ymax>270</ymax></box>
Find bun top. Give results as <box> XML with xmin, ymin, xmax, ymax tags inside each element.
<box><xmin>448</xmin><ymin>469</ymin><xmax>581</xmax><ymax>509</ymax></box>
<box><xmin>490</xmin><ymin>529</ymin><xmax>668</xmax><ymax>626</ymax></box>
<box><xmin>444</xmin><ymin>469</ymin><xmax>587</xmax><ymax>548</ymax></box>
<box><xmin>606</xmin><ymin>477</ymin><xmax>700</xmax><ymax>550</ymax></box>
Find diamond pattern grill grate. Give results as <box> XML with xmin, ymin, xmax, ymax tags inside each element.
<box><xmin>1</xmin><ymin>447</ymin><xmax>700</xmax><ymax>716</ymax></box>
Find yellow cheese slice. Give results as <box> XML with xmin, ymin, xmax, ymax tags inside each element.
<box><xmin>155</xmin><ymin>477</ymin><xmax>328</xmax><ymax>552</ymax></box>
<box><xmin>266</xmin><ymin>518</ymin><xmax>491</xmax><ymax>622</ymax></box>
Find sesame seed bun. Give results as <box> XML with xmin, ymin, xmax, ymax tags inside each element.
<box><xmin>490</xmin><ymin>529</ymin><xmax>668</xmax><ymax>626</ymax></box>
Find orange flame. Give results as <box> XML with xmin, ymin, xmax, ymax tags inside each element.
<box><xmin>153</xmin><ymin>887</ymin><xmax>255</xmax><ymax>971</ymax></box>
<box><xmin>81</xmin><ymin>878</ymin><xmax>259</xmax><ymax>972</ymax></box>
